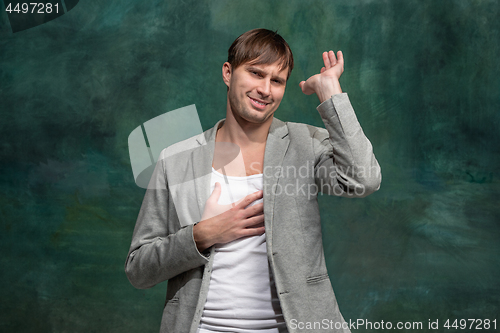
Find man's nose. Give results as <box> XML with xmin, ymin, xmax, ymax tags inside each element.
<box><xmin>257</xmin><ymin>79</ymin><xmax>271</xmax><ymax>97</ymax></box>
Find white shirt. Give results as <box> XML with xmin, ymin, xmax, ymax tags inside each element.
<box><xmin>198</xmin><ymin>168</ymin><xmax>286</xmax><ymax>333</ymax></box>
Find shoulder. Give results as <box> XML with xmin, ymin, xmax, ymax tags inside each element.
<box><xmin>159</xmin><ymin>120</ymin><xmax>220</xmax><ymax>159</ymax></box>
<box><xmin>160</xmin><ymin>133</ymin><xmax>203</xmax><ymax>159</ymax></box>
<box><xmin>281</xmin><ymin>119</ymin><xmax>328</xmax><ymax>141</ymax></box>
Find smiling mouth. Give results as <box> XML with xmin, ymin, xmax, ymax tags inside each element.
<box><xmin>249</xmin><ymin>96</ymin><xmax>269</xmax><ymax>108</ymax></box>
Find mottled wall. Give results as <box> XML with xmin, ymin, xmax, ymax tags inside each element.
<box><xmin>1</xmin><ymin>0</ymin><xmax>499</xmax><ymax>332</ymax></box>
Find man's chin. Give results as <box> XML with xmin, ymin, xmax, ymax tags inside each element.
<box><xmin>242</xmin><ymin>111</ymin><xmax>274</xmax><ymax>124</ymax></box>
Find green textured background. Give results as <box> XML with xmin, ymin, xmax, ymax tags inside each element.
<box><xmin>1</xmin><ymin>0</ymin><xmax>499</xmax><ymax>332</ymax></box>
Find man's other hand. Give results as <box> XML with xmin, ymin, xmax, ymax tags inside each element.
<box><xmin>193</xmin><ymin>182</ymin><xmax>265</xmax><ymax>252</ymax></box>
<box><xmin>299</xmin><ymin>50</ymin><xmax>344</xmax><ymax>103</ymax></box>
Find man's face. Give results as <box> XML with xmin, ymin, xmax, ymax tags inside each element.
<box><xmin>223</xmin><ymin>60</ymin><xmax>288</xmax><ymax>125</ymax></box>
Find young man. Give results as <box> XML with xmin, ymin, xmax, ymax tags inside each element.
<box><xmin>125</xmin><ymin>29</ymin><xmax>381</xmax><ymax>333</ymax></box>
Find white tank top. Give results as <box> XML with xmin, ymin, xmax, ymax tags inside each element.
<box><xmin>198</xmin><ymin>168</ymin><xmax>286</xmax><ymax>333</ymax></box>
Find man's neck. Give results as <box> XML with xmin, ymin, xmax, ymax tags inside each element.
<box><xmin>216</xmin><ymin>112</ymin><xmax>272</xmax><ymax>148</ymax></box>
<box><xmin>213</xmin><ymin>107</ymin><xmax>272</xmax><ymax>176</ymax></box>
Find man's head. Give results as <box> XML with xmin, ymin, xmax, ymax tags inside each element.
<box><xmin>227</xmin><ymin>29</ymin><xmax>294</xmax><ymax>80</ymax></box>
<box><xmin>223</xmin><ymin>29</ymin><xmax>294</xmax><ymax>125</ymax></box>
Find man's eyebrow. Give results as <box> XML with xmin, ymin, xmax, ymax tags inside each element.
<box><xmin>246</xmin><ymin>66</ymin><xmax>266</xmax><ymax>74</ymax></box>
<box><xmin>246</xmin><ymin>66</ymin><xmax>286</xmax><ymax>84</ymax></box>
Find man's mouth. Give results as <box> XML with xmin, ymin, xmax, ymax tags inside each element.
<box><xmin>249</xmin><ymin>96</ymin><xmax>269</xmax><ymax>109</ymax></box>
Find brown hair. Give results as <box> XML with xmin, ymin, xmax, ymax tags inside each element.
<box><xmin>228</xmin><ymin>29</ymin><xmax>294</xmax><ymax>79</ymax></box>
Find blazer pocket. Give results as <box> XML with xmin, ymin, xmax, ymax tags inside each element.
<box><xmin>306</xmin><ymin>273</ymin><xmax>330</xmax><ymax>284</ymax></box>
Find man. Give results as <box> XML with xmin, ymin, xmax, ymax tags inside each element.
<box><xmin>125</xmin><ymin>29</ymin><xmax>381</xmax><ymax>333</ymax></box>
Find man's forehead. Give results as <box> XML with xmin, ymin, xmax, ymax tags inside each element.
<box><xmin>243</xmin><ymin>61</ymin><xmax>288</xmax><ymax>77</ymax></box>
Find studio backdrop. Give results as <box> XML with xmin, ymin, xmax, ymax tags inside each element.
<box><xmin>1</xmin><ymin>0</ymin><xmax>499</xmax><ymax>332</ymax></box>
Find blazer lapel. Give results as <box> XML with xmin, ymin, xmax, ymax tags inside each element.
<box><xmin>263</xmin><ymin>117</ymin><xmax>290</xmax><ymax>245</ymax></box>
<box><xmin>192</xmin><ymin>120</ymin><xmax>224</xmax><ymax>218</ymax></box>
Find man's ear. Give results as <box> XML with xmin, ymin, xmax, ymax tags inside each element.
<box><xmin>222</xmin><ymin>62</ymin><xmax>232</xmax><ymax>87</ymax></box>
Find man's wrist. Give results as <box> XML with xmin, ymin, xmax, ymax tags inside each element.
<box><xmin>315</xmin><ymin>77</ymin><xmax>342</xmax><ymax>103</ymax></box>
<box><xmin>193</xmin><ymin>220</ymin><xmax>215</xmax><ymax>252</ymax></box>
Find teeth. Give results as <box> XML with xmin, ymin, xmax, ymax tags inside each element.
<box><xmin>251</xmin><ymin>98</ymin><xmax>266</xmax><ymax>106</ymax></box>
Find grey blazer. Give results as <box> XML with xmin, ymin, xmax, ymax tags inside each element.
<box><xmin>125</xmin><ymin>93</ymin><xmax>381</xmax><ymax>333</ymax></box>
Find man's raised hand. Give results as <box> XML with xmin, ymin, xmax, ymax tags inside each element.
<box><xmin>299</xmin><ymin>50</ymin><xmax>344</xmax><ymax>103</ymax></box>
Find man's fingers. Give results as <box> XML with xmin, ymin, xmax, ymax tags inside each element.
<box><xmin>337</xmin><ymin>50</ymin><xmax>344</xmax><ymax>69</ymax></box>
<box><xmin>328</xmin><ymin>50</ymin><xmax>337</xmax><ymax>67</ymax></box>
<box><xmin>241</xmin><ymin>202</ymin><xmax>264</xmax><ymax>219</ymax></box>
<box><xmin>252</xmin><ymin>221</ymin><xmax>265</xmax><ymax>228</ymax></box>
<box><xmin>246</xmin><ymin>190</ymin><xmax>263</xmax><ymax>204</ymax></box>
<box><xmin>235</xmin><ymin>190</ymin><xmax>263</xmax><ymax>209</ymax></box>
<box><xmin>320</xmin><ymin>67</ymin><xmax>326</xmax><ymax>73</ymax></box>
<box><xmin>243</xmin><ymin>213</ymin><xmax>265</xmax><ymax>228</ymax></box>
<box><xmin>299</xmin><ymin>80</ymin><xmax>305</xmax><ymax>90</ymax></box>
<box><xmin>323</xmin><ymin>50</ymin><xmax>343</xmax><ymax>73</ymax></box>
<box><xmin>299</xmin><ymin>79</ymin><xmax>316</xmax><ymax>95</ymax></box>
<box><xmin>241</xmin><ymin>225</ymin><xmax>266</xmax><ymax>237</ymax></box>
<box><xmin>322</xmin><ymin>51</ymin><xmax>331</xmax><ymax>69</ymax></box>
<box><xmin>239</xmin><ymin>201</ymin><xmax>264</xmax><ymax>220</ymax></box>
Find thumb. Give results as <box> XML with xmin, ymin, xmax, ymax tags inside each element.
<box><xmin>299</xmin><ymin>81</ymin><xmax>305</xmax><ymax>91</ymax></box>
<box><xmin>209</xmin><ymin>182</ymin><xmax>222</xmax><ymax>203</ymax></box>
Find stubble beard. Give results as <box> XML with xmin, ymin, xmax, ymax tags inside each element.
<box><xmin>228</xmin><ymin>91</ymin><xmax>274</xmax><ymax>125</ymax></box>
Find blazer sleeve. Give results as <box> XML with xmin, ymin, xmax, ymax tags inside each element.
<box><xmin>124</xmin><ymin>149</ymin><xmax>209</xmax><ymax>289</ymax></box>
<box><xmin>313</xmin><ymin>92</ymin><xmax>381</xmax><ymax>197</ymax></box>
